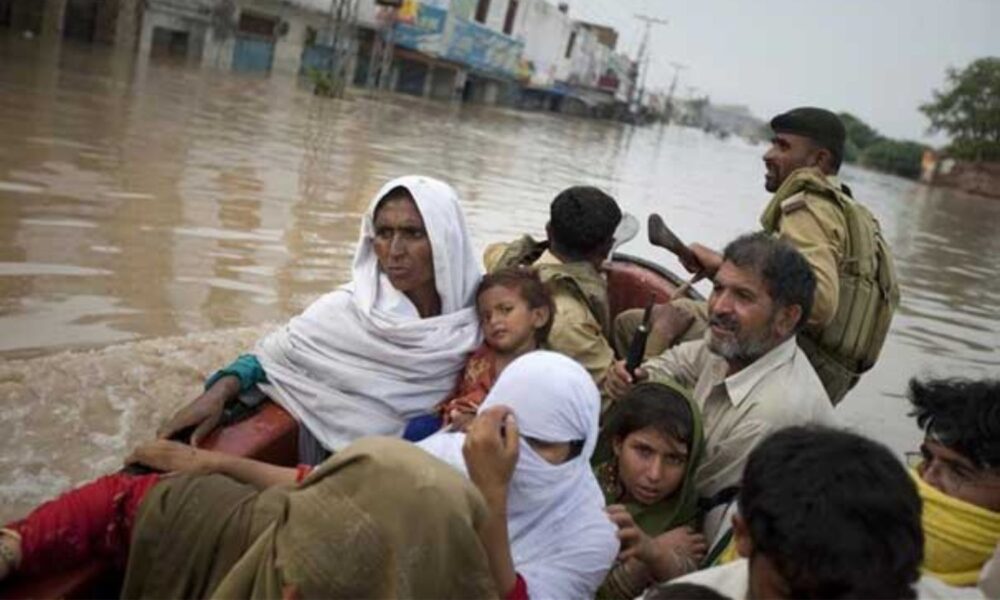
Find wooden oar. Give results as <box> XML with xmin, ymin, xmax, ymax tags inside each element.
<box><xmin>648</xmin><ymin>213</ymin><xmax>704</xmax><ymax>299</ymax></box>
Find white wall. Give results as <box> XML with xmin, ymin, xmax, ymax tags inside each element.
<box><xmin>511</xmin><ymin>0</ymin><xmax>570</xmax><ymax>87</ymax></box>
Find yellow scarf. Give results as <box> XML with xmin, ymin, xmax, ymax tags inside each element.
<box><xmin>914</xmin><ymin>469</ymin><xmax>1000</xmax><ymax>587</ymax></box>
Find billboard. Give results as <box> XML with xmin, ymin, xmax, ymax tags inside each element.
<box><xmin>444</xmin><ymin>18</ymin><xmax>523</xmax><ymax>77</ymax></box>
<box><xmin>393</xmin><ymin>2</ymin><xmax>448</xmax><ymax>54</ymax></box>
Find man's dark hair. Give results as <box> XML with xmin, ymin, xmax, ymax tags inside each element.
<box><xmin>548</xmin><ymin>186</ymin><xmax>622</xmax><ymax>260</ymax></box>
<box><xmin>908</xmin><ymin>377</ymin><xmax>1000</xmax><ymax>470</ymax></box>
<box><xmin>721</xmin><ymin>232</ymin><xmax>816</xmax><ymax>330</ymax></box>
<box><xmin>603</xmin><ymin>382</ymin><xmax>695</xmax><ymax>452</ymax></box>
<box><xmin>740</xmin><ymin>426</ymin><xmax>923</xmax><ymax>600</ymax></box>
<box><xmin>475</xmin><ymin>267</ymin><xmax>556</xmax><ymax>345</ymax></box>
<box><xmin>645</xmin><ymin>582</ymin><xmax>731</xmax><ymax>600</ymax></box>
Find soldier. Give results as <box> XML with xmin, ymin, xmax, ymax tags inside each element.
<box><xmin>485</xmin><ymin>186</ymin><xmax>622</xmax><ymax>385</ymax></box>
<box><xmin>614</xmin><ymin>107</ymin><xmax>899</xmax><ymax>405</ymax></box>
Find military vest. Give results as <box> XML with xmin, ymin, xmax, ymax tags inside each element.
<box><xmin>760</xmin><ymin>168</ymin><xmax>900</xmax><ymax>375</ymax></box>
<box><xmin>491</xmin><ymin>236</ymin><xmax>611</xmax><ymax>336</ymax></box>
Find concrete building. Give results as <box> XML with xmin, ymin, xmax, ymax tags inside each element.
<box><xmin>1</xmin><ymin>0</ymin><xmax>636</xmax><ymax>117</ymax></box>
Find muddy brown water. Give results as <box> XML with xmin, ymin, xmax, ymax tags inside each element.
<box><xmin>1</xmin><ymin>35</ymin><xmax>998</xmax><ymax>522</ymax></box>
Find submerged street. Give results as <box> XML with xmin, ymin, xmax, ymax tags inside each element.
<box><xmin>0</xmin><ymin>34</ymin><xmax>998</xmax><ymax>521</ymax></box>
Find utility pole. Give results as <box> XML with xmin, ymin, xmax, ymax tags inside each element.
<box><xmin>630</xmin><ymin>14</ymin><xmax>668</xmax><ymax>114</ymax></box>
<box><xmin>366</xmin><ymin>3</ymin><xmax>399</xmax><ymax>91</ymax></box>
<box><xmin>664</xmin><ymin>61</ymin><xmax>686</xmax><ymax>123</ymax></box>
<box><xmin>322</xmin><ymin>0</ymin><xmax>359</xmax><ymax>98</ymax></box>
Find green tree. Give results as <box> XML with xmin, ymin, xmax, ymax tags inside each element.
<box><xmin>839</xmin><ymin>112</ymin><xmax>883</xmax><ymax>163</ymax></box>
<box><xmin>920</xmin><ymin>57</ymin><xmax>1000</xmax><ymax>161</ymax></box>
<box><xmin>859</xmin><ymin>139</ymin><xmax>927</xmax><ymax>180</ymax></box>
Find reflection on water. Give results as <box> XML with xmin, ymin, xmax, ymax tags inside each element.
<box><xmin>0</xmin><ymin>35</ymin><xmax>998</xmax><ymax>520</ymax></box>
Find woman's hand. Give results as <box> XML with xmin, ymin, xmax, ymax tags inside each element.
<box><xmin>126</xmin><ymin>440</ymin><xmax>221</xmax><ymax>475</ymax></box>
<box><xmin>464</xmin><ymin>406</ymin><xmax>520</xmax><ymax>596</ymax></box>
<box><xmin>462</xmin><ymin>406</ymin><xmax>519</xmax><ymax>502</ymax></box>
<box><xmin>157</xmin><ymin>375</ymin><xmax>240</xmax><ymax>446</ymax></box>
<box><xmin>647</xmin><ymin>526</ymin><xmax>708</xmax><ymax>580</ymax></box>
<box><xmin>606</xmin><ymin>504</ymin><xmax>655</xmax><ymax>564</ymax></box>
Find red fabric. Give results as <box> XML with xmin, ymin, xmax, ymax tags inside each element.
<box><xmin>295</xmin><ymin>464</ymin><xmax>313</xmax><ymax>483</ymax></box>
<box><xmin>506</xmin><ymin>574</ymin><xmax>529</xmax><ymax>600</ymax></box>
<box><xmin>438</xmin><ymin>344</ymin><xmax>497</xmax><ymax>424</ymax></box>
<box><xmin>7</xmin><ymin>472</ymin><xmax>161</xmax><ymax>575</ymax></box>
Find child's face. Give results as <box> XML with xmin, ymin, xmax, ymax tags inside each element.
<box><xmin>613</xmin><ymin>426</ymin><xmax>688</xmax><ymax>506</ymax></box>
<box><xmin>478</xmin><ymin>285</ymin><xmax>548</xmax><ymax>354</ymax></box>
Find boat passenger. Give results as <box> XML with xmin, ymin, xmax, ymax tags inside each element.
<box><xmin>1</xmin><ymin>352</ymin><xmax>617</xmax><ymax>599</ymax></box>
<box><xmin>403</xmin><ymin>266</ymin><xmax>555</xmax><ymax>441</ymax></box>
<box><xmin>667</xmin><ymin>426</ymin><xmax>974</xmax><ymax>599</ymax></box>
<box><xmin>417</xmin><ymin>351</ymin><xmax>619</xmax><ymax>598</ymax></box>
<box><xmin>484</xmin><ymin>186</ymin><xmax>622</xmax><ymax>385</ymax></box>
<box><xmin>906</xmin><ymin>377</ymin><xmax>1000</xmax><ymax>591</ymax></box>
<box><xmin>0</xmin><ymin>437</ymin><xmax>497</xmax><ymax>598</ymax></box>
<box><xmin>594</xmin><ymin>382</ymin><xmax>707</xmax><ymax>598</ymax></box>
<box><xmin>158</xmin><ymin>175</ymin><xmax>483</xmax><ymax>464</ymax></box>
<box><xmin>606</xmin><ymin>232</ymin><xmax>835</xmax><ymax>545</ymax></box>
<box><xmin>616</xmin><ymin>107</ymin><xmax>899</xmax><ymax>405</ymax></box>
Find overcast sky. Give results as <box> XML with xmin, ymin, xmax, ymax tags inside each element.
<box><xmin>563</xmin><ymin>0</ymin><xmax>1000</xmax><ymax>143</ymax></box>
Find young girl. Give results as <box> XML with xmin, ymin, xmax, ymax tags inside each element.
<box><xmin>403</xmin><ymin>267</ymin><xmax>555</xmax><ymax>440</ymax></box>
<box><xmin>592</xmin><ymin>382</ymin><xmax>708</xmax><ymax>599</ymax></box>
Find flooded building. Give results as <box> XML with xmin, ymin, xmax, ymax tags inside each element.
<box><xmin>512</xmin><ymin>1</ymin><xmax>632</xmax><ymax>117</ymax></box>
<box><xmin>379</xmin><ymin>0</ymin><xmax>523</xmax><ymax>104</ymax></box>
<box><xmin>1</xmin><ymin>0</ymin><xmax>633</xmax><ymax>112</ymax></box>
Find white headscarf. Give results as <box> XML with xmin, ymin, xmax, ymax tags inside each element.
<box><xmin>417</xmin><ymin>351</ymin><xmax>619</xmax><ymax>599</ymax></box>
<box><xmin>255</xmin><ymin>176</ymin><xmax>482</xmax><ymax>452</ymax></box>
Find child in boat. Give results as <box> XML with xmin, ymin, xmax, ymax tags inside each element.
<box><xmin>403</xmin><ymin>266</ymin><xmax>555</xmax><ymax>440</ymax></box>
<box><xmin>593</xmin><ymin>381</ymin><xmax>708</xmax><ymax>599</ymax></box>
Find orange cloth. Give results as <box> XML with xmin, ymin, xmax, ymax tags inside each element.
<box><xmin>438</xmin><ymin>344</ymin><xmax>498</xmax><ymax>424</ymax></box>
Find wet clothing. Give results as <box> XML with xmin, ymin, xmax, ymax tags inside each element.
<box><xmin>592</xmin><ymin>383</ymin><xmax>706</xmax><ymax>599</ymax></box>
<box><xmin>485</xmin><ymin>237</ymin><xmax>614</xmax><ymax>384</ymax></box>
<box><xmin>8</xmin><ymin>438</ymin><xmax>497</xmax><ymax>599</ymax></box>
<box><xmin>642</xmin><ymin>335</ymin><xmax>835</xmax><ymax>541</ymax></box>
<box><xmin>915</xmin><ymin>469</ymin><xmax>1000</xmax><ymax>588</ymax></box>
<box><xmin>418</xmin><ymin>352</ymin><xmax>619</xmax><ymax>599</ymax></box>
<box><xmin>7</xmin><ymin>473</ymin><xmax>161</xmax><ymax>576</ymax></box>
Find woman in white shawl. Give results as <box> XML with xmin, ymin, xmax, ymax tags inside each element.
<box><xmin>159</xmin><ymin>175</ymin><xmax>482</xmax><ymax>462</ymax></box>
<box><xmin>418</xmin><ymin>350</ymin><xmax>619</xmax><ymax>599</ymax></box>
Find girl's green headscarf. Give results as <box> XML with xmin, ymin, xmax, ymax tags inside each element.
<box><xmin>592</xmin><ymin>379</ymin><xmax>704</xmax><ymax>535</ymax></box>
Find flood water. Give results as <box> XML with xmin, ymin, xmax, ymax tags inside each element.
<box><xmin>1</xmin><ymin>35</ymin><xmax>998</xmax><ymax>522</ymax></box>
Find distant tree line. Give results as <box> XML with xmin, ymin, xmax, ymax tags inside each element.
<box><xmin>838</xmin><ymin>113</ymin><xmax>927</xmax><ymax>180</ymax></box>
<box><xmin>826</xmin><ymin>57</ymin><xmax>1000</xmax><ymax>181</ymax></box>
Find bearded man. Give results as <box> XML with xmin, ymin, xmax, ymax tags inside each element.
<box><xmin>606</xmin><ymin>232</ymin><xmax>835</xmax><ymax>542</ymax></box>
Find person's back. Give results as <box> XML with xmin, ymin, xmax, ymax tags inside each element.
<box><xmin>484</xmin><ymin>186</ymin><xmax>622</xmax><ymax>384</ymax></box>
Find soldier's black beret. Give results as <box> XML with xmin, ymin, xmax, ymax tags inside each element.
<box><xmin>770</xmin><ymin>107</ymin><xmax>846</xmax><ymax>161</ymax></box>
